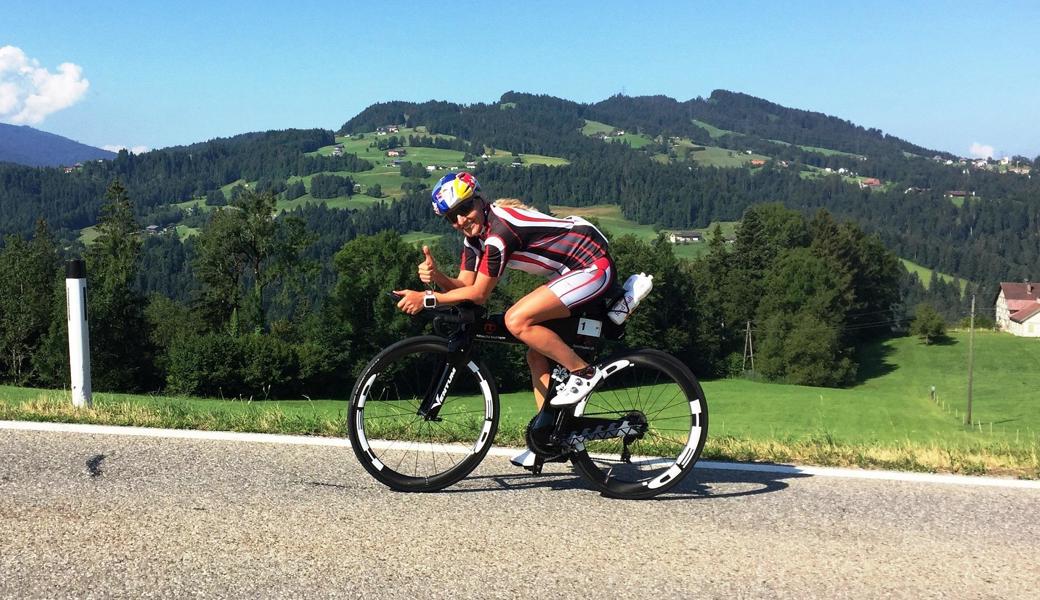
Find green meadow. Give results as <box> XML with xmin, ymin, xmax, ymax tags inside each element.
<box><xmin>550</xmin><ymin>203</ymin><xmax>736</xmax><ymax>260</ymax></box>
<box><xmin>550</xmin><ymin>204</ymin><xmax>660</xmax><ymax>239</ymax></box>
<box><xmin>691</xmin><ymin>118</ymin><xmax>734</xmax><ymax>139</ymax></box>
<box><xmin>768</xmin><ymin>138</ymin><xmax>866</xmax><ymax>160</ymax></box>
<box><xmin>580</xmin><ymin>120</ymin><xmax>653</xmax><ymax>148</ymax></box>
<box><xmin>581</xmin><ymin>120</ymin><xmax>615</xmax><ymax>136</ymax></box>
<box><xmin>900</xmin><ymin>258</ymin><xmax>967</xmax><ymax>291</ymax></box>
<box><xmin>77</xmin><ymin>225</ymin><xmax>100</xmax><ymax>245</ymax></box>
<box><xmin>400</xmin><ymin>231</ymin><xmax>443</xmax><ymax>246</ymax></box>
<box><xmin>4</xmin><ymin>331</ymin><xmax>1038</xmax><ymax>476</ymax></box>
<box><xmin>685</xmin><ymin>145</ymin><xmax>771</xmax><ymax>168</ymax></box>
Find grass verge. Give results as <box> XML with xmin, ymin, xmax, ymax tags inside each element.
<box><xmin>3</xmin><ymin>388</ymin><xmax>1036</xmax><ymax>479</ymax></box>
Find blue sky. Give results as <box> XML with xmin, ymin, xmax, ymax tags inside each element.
<box><xmin>2</xmin><ymin>1</ymin><xmax>1038</xmax><ymax>157</ymax></box>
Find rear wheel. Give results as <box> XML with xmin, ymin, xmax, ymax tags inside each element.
<box><xmin>569</xmin><ymin>349</ymin><xmax>707</xmax><ymax>499</ymax></box>
<box><xmin>348</xmin><ymin>336</ymin><xmax>499</xmax><ymax>492</ymax></box>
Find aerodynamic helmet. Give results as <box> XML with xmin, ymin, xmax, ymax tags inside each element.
<box><xmin>431</xmin><ymin>171</ymin><xmax>481</xmax><ymax>216</ymax></box>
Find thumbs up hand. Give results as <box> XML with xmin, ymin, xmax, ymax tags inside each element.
<box><xmin>418</xmin><ymin>245</ymin><xmax>438</xmax><ymax>284</ymax></box>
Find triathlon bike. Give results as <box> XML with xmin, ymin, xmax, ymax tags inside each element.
<box><xmin>347</xmin><ymin>290</ymin><xmax>708</xmax><ymax>500</ymax></box>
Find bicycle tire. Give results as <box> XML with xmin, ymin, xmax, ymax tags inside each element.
<box><xmin>569</xmin><ymin>349</ymin><xmax>708</xmax><ymax>499</ymax></box>
<box><xmin>348</xmin><ymin>336</ymin><xmax>500</xmax><ymax>492</ymax></box>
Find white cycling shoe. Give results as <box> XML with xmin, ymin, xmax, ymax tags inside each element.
<box><xmin>549</xmin><ymin>366</ymin><xmax>605</xmax><ymax>406</ymax></box>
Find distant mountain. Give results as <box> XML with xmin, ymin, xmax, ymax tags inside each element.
<box><xmin>341</xmin><ymin>90</ymin><xmax>954</xmax><ymax>161</ymax></box>
<box><xmin>591</xmin><ymin>90</ymin><xmax>954</xmax><ymax>159</ymax></box>
<box><xmin>0</xmin><ymin>123</ymin><xmax>116</xmax><ymax>167</ymax></box>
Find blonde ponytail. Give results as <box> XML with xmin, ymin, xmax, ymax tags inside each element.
<box><xmin>493</xmin><ymin>198</ymin><xmax>535</xmax><ymax>210</ymax></box>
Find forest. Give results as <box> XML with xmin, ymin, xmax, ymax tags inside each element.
<box><xmin>1</xmin><ymin>90</ymin><xmax>1036</xmax><ymax>397</ymax></box>
<box><xmin>1</xmin><ymin>181</ymin><xmax>909</xmax><ymax>397</ymax></box>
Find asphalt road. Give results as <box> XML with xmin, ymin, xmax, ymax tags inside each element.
<box><xmin>2</xmin><ymin>428</ymin><xmax>1038</xmax><ymax>599</ymax></box>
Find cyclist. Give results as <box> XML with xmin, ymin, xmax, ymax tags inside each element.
<box><xmin>393</xmin><ymin>172</ymin><xmax>616</xmax><ymax>463</ymax></box>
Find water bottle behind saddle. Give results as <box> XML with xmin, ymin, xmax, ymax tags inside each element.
<box><xmin>607</xmin><ymin>272</ymin><xmax>654</xmax><ymax>325</ymax></box>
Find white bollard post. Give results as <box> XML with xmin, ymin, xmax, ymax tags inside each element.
<box><xmin>65</xmin><ymin>259</ymin><xmax>92</xmax><ymax>408</ymax></box>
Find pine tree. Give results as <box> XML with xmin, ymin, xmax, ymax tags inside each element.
<box><xmin>194</xmin><ymin>188</ymin><xmax>315</xmax><ymax>332</ymax></box>
<box><xmin>85</xmin><ymin>179</ymin><xmax>157</xmax><ymax>391</ymax></box>
<box><xmin>0</xmin><ymin>219</ymin><xmax>60</xmax><ymax>383</ymax></box>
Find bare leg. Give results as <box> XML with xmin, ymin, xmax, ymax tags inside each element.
<box><xmin>526</xmin><ymin>348</ymin><xmax>551</xmax><ymax>410</ymax></box>
<box><xmin>504</xmin><ymin>285</ymin><xmax>589</xmax><ymax>376</ymax></box>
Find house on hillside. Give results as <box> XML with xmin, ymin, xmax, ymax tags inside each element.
<box><xmin>859</xmin><ymin>177</ymin><xmax>882</xmax><ymax>188</ymax></box>
<box><xmin>750</xmin><ymin>159</ymin><xmax>767</xmax><ymax>167</ymax></box>
<box><xmin>386</xmin><ymin>148</ymin><xmax>406</xmax><ymax>157</ymax></box>
<box><xmin>668</xmin><ymin>231</ymin><xmax>702</xmax><ymax>244</ymax></box>
<box><xmin>995</xmin><ymin>282</ymin><xmax>1040</xmax><ymax>337</ymax></box>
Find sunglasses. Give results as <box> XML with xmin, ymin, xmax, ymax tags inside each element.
<box><xmin>443</xmin><ymin>199</ymin><xmax>475</xmax><ymax>222</ymax></box>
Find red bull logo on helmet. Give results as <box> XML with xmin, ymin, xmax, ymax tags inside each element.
<box><xmin>431</xmin><ymin>171</ymin><xmax>480</xmax><ymax>215</ymax></box>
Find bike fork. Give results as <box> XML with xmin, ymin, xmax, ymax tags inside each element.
<box><xmin>417</xmin><ymin>358</ymin><xmax>459</xmax><ymax>421</ymax></box>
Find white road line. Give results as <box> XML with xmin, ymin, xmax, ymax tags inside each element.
<box><xmin>3</xmin><ymin>419</ymin><xmax>1039</xmax><ymax>490</ymax></box>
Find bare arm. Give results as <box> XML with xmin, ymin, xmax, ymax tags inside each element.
<box><xmin>394</xmin><ymin>272</ymin><xmax>496</xmax><ymax>314</ymax></box>
<box><xmin>434</xmin><ymin>272</ymin><xmax>495</xmax><ymax>305</ymax></box>
<box><xmin>430</xmin><ymin>269</ymin><xmax>476</xmax><ymax>291</ymax></box>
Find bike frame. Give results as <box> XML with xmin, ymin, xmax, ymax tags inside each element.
<box><xmin>413</xmin><ymin>301</ymin><xmax>645</xmax><ymax>461</ymax></box>
<box><xmin>415</xmin><ymin>300</ymin><xmax>614</xmax><ymax>419</ymax></box>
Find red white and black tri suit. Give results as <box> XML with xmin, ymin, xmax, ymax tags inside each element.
<box><xmin>461</xmin><ymin>205</ymin><xmax>615</xmax><ymax>309</ymax></box>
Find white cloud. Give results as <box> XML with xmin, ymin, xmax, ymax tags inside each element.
<box><xmin>0</xmin><ymin>45</ymin><xmax>89</xmax><ymax>125</ymax></box>
<box><xmin>102</xmin><ymin>144</ymin><xmax>150</xmax><ymax>154</ymax></box>
<box><xmin>969</xmin><ymin>142</ymin><xmax>996</xmax><ymax>159</ymax></box>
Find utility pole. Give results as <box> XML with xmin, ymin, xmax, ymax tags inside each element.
<box><xmin>742</xmin><ymin>321</ymin><xmax>755</xmax><ymax>372</ymax></box>
<box><xmin>749</xmin><ymin>322</ymin><xmax>755</xmax><ymax>372</ymax></box>
<box><xmin>966</xmin><ymin>294</ymin><xmax>975</xmax><ymax>426</ymax></box>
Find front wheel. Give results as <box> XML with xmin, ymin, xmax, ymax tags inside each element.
<box><xmin>348</xmin><ymin>336</ymin><xmax>499</xmax><ymax>492</ymax></box>
<box><xmin>569</xmin><ymin>349</ymin><xmax>708</xmax><ymax>499</ymax></box>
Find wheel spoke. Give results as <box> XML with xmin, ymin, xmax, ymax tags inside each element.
<box><xmin>571</xmin><ymin>353</ymin><xmax>706</xmax><ymax>499</ymax></box>
<box><xmin>349</xmin><ymin>340</ymin><xmax>497</xmax><ymax>490</ymax></box>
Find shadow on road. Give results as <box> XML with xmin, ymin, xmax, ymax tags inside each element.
<box><xmin>433</xmin><ymin>465</ymin><xmax>811</xmax><ymax>500</ymax></box>
<box><xmin>653</xmin><ymin>467</ymin><xmax>812</xmax><ymax>501</ymax></box>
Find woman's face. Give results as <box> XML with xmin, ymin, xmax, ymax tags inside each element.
<box><xmin>447</xmin><ymin>199</ymin><xmax>484</xmax><ymax>237</ymax></box>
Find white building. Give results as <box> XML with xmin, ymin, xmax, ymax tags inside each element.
<box><xmin>668</xmin><ymin>230</ymin><xmax>702</xmax><ymax>244</ymax></box>
<box><xmin>995</xmin><ymin>282</ymin><xmax>1040</xmax><ymax>337</ymax></box>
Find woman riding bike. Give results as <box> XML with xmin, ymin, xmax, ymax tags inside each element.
<box><xmin>393</xmin><ymin>172</ymin><xmax>616</xmax><ymax>465</ymax></box>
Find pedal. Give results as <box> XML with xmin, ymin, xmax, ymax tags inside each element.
<box><xmin>510</xmin><ymin>449</ymin><xmax>539</xmax><ymax>469</ymax></box>
<box><xmin>512</xmin><ymin>450</ymin><xmax>567</xmax><ymax>474</ymax></box>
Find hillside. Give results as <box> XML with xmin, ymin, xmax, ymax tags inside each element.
<box><xmin>2</xmin><ymin>90</ymin><xmax>1038</xmax><ymax>296</ymax></box>
<box><xmin>0</xmin><ymin>123</ymin><xmax>115</xmax><ymax>167</ymax></box>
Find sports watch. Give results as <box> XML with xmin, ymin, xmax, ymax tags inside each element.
<box><xmin>423</xmin><ymin>290</ymin><xmax>437</xmax><ymax>309</ymax></box>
